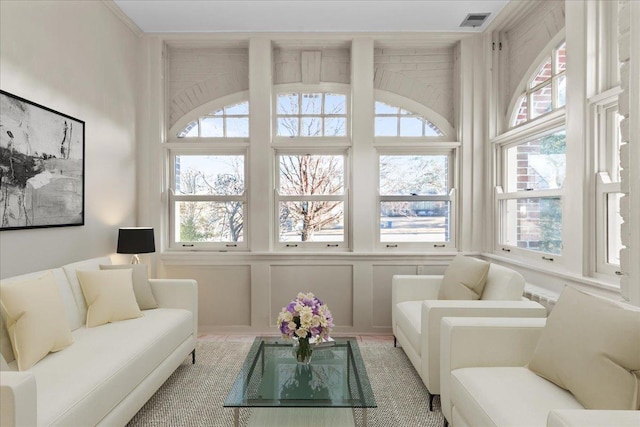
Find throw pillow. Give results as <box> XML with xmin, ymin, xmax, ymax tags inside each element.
<box><xmin>438</xmin><ymin>254</ymin><xmax>490</xmax><ymax>300</ymax></box>
<box><xmin>99</xmin><ymin>264</ymin><xmax>158</xmax><ymax>310</ymax></box>
<box><xmin>0</xmin><ymin>272</ymin><xmax>74</xmax><ymax>371</ymax></box>
<box><xmin>77</xmin><ymin>270</ymin><xmax>143</xmax><ymax>328</ymax></box>
<box><xmin>528</xmin><ymin>286</ymin><xmax>640</xmax><ymax>410</ymax></box>
<box><xmin>0</xmin><ymin>308</ymin><xmax>15</xmax><ymax>364</ymax></box>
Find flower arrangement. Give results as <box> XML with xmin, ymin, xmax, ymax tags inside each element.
<box><xmin>277</xmin><ymin>292</ymin><xmax>333</xmax><ymax>363</ymax></box>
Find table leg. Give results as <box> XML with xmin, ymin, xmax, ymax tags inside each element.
<box><xmin>234</xmin><ymin>408</ymin><xmax>239</xmax><ymax>427</ymax></box>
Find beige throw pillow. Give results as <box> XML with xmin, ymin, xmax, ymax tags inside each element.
<box><xmin>77</xmin><ymin>270</ymin><xmax>143</xmax><ymax>328</ymax></box>
<box><xmin>0</xmin><ymin>272</ymin><xmax>74</xmax><ymax>371</ymax></box>
<box><xmin>528</xmin><ymin>287</ymin><xmax>640</xmax><ymax>410</ymax></box>
<box><xmin>438</xmin><ymin>254</ymin><xmax>490</xmax><ymax>300</ymax></box>
<box><xmin>0</xmin><ymin>308</ymin><xmax>15</xmax><ymax>364</ymax></box>
<box><xmin>99</xmin><ymin>264</ymin><xmax>158</xmax><ymax>310</ymax></box>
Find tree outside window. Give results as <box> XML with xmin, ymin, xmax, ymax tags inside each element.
<box><xmin>277</xmin><ymin>153</ymin><xmax>346</xmax><ymax>244</ymax></box>
<box><xmin>171</xmin><ymin>154</ymin><xmax>246</xmax><ymax>247</ymax></box>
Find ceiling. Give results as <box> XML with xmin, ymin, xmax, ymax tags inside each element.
<box><xmin>112</xmin><ymin>1</ymin><xmax>510</xmax><ymax>33</ymax></box>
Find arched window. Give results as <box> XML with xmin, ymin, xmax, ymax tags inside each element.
<box><xmin>373</xmin><ymin>94</ymin><xmax>457</xmax><ymax>250</ymax></box>
<box><xmin>177</xmin><ymin>101</ymin><xmax>249</xmax><ymax>138</ymax></box>
<box><xmin>168</xmin><ymin>96</ymin><xmax>249</xmax><ymax>250</ymax></box>
<box><xmin>275</xmin><ymin>92</ymin><xmax>347</xmax><ymax>137</ymax></box>
<box><xmin>374</xmin><ymin>101</ymin><xmax>445</xmax><ymax>137</ymax></box>
<box><xmin>511</xmin><ymin>41</ymin><xmax>566</xmax><ymax>127</ymax></box>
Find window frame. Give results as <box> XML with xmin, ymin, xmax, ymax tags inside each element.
<box><xmin>591</xmin><ymin>91</ymin><xmax>623</xmax><ymax>279</ymax></box>
<box><xmin>374</xmin><ymin>89</ymin><xmax>455</xmax><ymax>143</ymax></box>
<box><xmin>376</xmin><ymin>148</ymin><xmax>457</xmax><ymax>251</ymax></box>
<box><xmin>374</xmin><ymin>101</ymin><xmax>445</xmax><ymax>138</ymax></box>
<box><xmin>274</xmin><ymin>148</ymin><xmax>350</xmax><ymax>251</ymax></box>
<box><xmin>167</xmin><ymin>147</ymin><xmax>249</xmax><ymax>251</ymax></box>
<box><xmin>273</xmin><ymin>84</ymin><xmax>351</xmax><ymax>144</ymax></box>
<box><xmin>494</xmin><ymin>120</ymin><xmax>566</xmax><ymax>263</ymax></box>
<box><xmin>166</xmin><ymin>94</ymin><xmax>252</xmax><ymax>251</ymax></box>
<box><xmin>373</xmin><ymin>92</ymin><xmax>458</xmax><ymax>251</ymax></box>
<box><xmin>508</xmin><ymin>39</ymin><xmax>567</xmax><ymax>129</ymax></box>
<box><xmin>177</xmin><ymin>102</ymin><xmax>250</xmax><ymax>139</ymax></box>
<box><xmin>168</xmin><ymin>92</ymin><xmax>251</xmax><ymax>144</ymax></box>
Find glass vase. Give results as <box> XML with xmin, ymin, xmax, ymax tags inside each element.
<box><xmin>293</xmin><ymin>337</ymin><xmax>313</xmax><ymax>365</ymax></box>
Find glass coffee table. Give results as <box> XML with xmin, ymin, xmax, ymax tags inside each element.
<box><xmin>224</xmin><ymin>337</ymin><xmax>376</xmax><ymax>426</ymax></box>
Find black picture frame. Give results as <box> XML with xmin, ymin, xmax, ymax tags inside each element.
<box><xmin>0</xmin><ymin>90</ymin><xmax>85</xmax><ymax>230</ymax></box>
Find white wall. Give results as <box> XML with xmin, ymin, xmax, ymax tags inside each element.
<box><xmin>0</xmin><ymin>1</ymin><xmax>140</xmax><ymax>278</ymax></box>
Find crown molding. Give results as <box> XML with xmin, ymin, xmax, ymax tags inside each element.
<box><xmin>102</xmin><ymin>0</ymin><xmax>143</xmax><ymax>37</ymax></box>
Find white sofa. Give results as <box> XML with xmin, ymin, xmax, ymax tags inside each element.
<box><xmin>0</xmin><ymin>256</ymin><xmax>198</xmax><ymax>427</ymax></box>
<box><xmin>392</xmin><ymin>260</ymin><xmax>547</xmax><ymax>410</ymax></box>
<box><xmin>440</xmin><ymin>289</ymin><xmax>640</xmax><ymax>427</ymax></box>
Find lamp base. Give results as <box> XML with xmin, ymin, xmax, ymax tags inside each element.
<box><xmin>130</xmin><ymin>254</ymin><xmax>141</xmax><ymax>264</ymax></box>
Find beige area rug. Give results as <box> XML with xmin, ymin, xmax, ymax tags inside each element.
<box><xmin>127</xmin><ymin>340</ymin><xmax>444</xmax><ymax>426</ymax></box>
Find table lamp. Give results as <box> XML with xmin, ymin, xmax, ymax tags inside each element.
<box><xmin>117</xmin><ymin>227</ymin><xmax>155</xmax><ymax>264</ymax></box>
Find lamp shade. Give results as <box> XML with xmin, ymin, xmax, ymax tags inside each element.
<box><xmin>117</xmin><ymin>227</ymin><xmax>155</xmax><ymax>254</ymax></box>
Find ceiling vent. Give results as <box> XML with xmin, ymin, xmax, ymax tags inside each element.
<box><xmin>460</xmin><ymin>13</ymin><xmax>491</xmax><ymax>28</ymax></box>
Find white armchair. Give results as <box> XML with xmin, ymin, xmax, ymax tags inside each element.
<box><xmin>440</xmin><ymin>287</ymin><xmax>640</xmax><ymax>427</ymax></box>
<box><xmin>391</xmin><ymin>256</ymin><xmax>547</xmax><ymax>410</ymax></box>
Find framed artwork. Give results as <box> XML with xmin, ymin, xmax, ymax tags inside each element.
<box><xmin>0</xmin><ymin>90</ymin><xmax>85</xmax><ymax>230</ymax></box>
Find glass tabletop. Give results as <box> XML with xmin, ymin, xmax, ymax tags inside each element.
<box><xmin>224</xmin><ymin>337</ymin><xmax>376</xmax><ymax>409</ymax></box>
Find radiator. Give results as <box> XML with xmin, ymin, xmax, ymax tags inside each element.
<box><xmin>523</xmin><ymin>284</ymin><xmax>558</xmax><ymax>314</ymax></box>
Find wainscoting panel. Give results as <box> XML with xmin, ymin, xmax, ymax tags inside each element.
<box><xmin>270</xmin><ymin>265</ymin><xmax>354</xmax><ymax>328</ymax></box>
<box><xmin>164</xmin><ymin>265</ymin><xmax>251</xmax><ymax>327</ymax></box>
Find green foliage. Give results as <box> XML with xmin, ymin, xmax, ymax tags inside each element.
<box><xmin>538</xmin><ymin>198</ymin><xmax>562</xmax><ymax>255</ymax></box>
<box><xmin>540</xmin><ymin>132</ymin><xmax>566</xmax><ymax>155</ymax></box>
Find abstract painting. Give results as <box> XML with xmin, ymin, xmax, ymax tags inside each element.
<box><xmin>0</xmin><ymin>91</ymin><xmax>84</xmax><ymax>230</ymax></box>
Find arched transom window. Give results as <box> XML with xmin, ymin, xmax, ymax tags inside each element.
<box><xmin>511</xmin><ymin>41</ymin><xmax>566</xmax><ymax>127</ymax></box>
<box><xmin>374</xmin><ymin>101</ymin><xmax>445</xmax><ymax>137</ymax></box>
<box><xmin>276</xmin><ymin>92</ymin><xmax>347</xmax><ymax>137</ymax></box>
<box><xmin>177</xmin><ymin>101</ymin><xmax>249</xmax><ymax>138</ymax></box>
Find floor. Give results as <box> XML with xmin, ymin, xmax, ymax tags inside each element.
<box><xmin>198</xmin><ymin>333</ymin><xmax>394</xmax><ymax>344</ymax></box>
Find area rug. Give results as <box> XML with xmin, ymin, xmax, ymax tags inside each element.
<box><xmin>127</xmin><ymin>340</ymin><xmax>444</xmax><ymax>426</ymax></box>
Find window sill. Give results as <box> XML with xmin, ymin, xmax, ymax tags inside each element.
<box><xmin>481</xmin><ymin>252</ymin><xmax>621</xmax><ymax>295</ymax></box>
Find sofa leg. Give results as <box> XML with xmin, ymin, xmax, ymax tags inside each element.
<box><xmin>443</xmin><ymin>418</ymin><xmax>449</xmax><ymax>427</ymax></box>
<box><xmin>191</xmin><ymin>349</ymin><xmax>196</xmax><ymax>364</ymax></box>
<box><xmin>427</xmin><ymin>390</ymin><xmax>434</xmax><ymax>411</ymax></box>
<box><xmin>393</xmin><ymin>336</ymin><xmax>397</xmax><ymax>348</ymax></box>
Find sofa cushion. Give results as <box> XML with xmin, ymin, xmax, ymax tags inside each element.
<box><xmin>62</xmin><ymin>257</ymin><xmax>113</xmax><ymax>328</ymax></box>
<box><xmin>0</xmin><ymin>272</ymin><xmax>74</xmax><ymax>371</ymax></box>
<box><xmin>100</xmin><ymin>264</ymin><xmax>158</xmax><ymax>310</ymax></box>
<box><xmin>528</xmin><ymin>287</ymin><xmax>640</xmax><ymax>410</ymax></box>
<box><xmin>77</xmin><ymin>269</ymin><xmax>142</xmax><ymax>327</ymax></box>
<box><xmin>451</xmin><ymin>367</ymin><xmax>584</xmax><ymax>427</ymax></box>
<box><xmin>395</xmin><ymin>301</ymin><xmax>422</xmax><ymax>356</ymax></box>
<box><xmin>25</xmin><ymin>308</ymin><xmax>193</xmax><ymax>426</ymax></box>
<box><xmin>438</xmin><ymin>255</ymin><xmax>490</xmax><ymax>300</ymax></box>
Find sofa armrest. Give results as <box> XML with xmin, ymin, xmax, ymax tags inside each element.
<box><xmin>1</xmin><ymin>371</ymin><xmax>37</xmax><ymax>427</ymax></box>
<box><xmin>548</xmin><ymin>410</ymin><xmax>640</xmax><ymax>427</ymax></box>
<box><xmin>420</xmin><ymin>300</ymin><xmax>547</xmax><ymax>394</ymax></box>
<box><xmin>439</xmin><ymin>316</ymin><xmax>547</xmax><ymax>423</ymax></box>
<box><xmin>149</xmin><ymin>279</ymin><xmax>198</xmax><ymax>337</ymax></box>
<box><xmin>392</xmin><ymin>275</ymin><xmax>442</xmax><ymax>337</ymax></box>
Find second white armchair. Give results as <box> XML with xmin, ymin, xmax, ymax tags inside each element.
<box><xmin>391</xmin><ymin>254</ymin><xmax>547</xmax><ymax>410</ymax></box>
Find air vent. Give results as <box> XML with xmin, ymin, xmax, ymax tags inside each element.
<box><xmin>460</xmin><ymin>13</ymin><xmax>491</xmax><ymax>28</ymax></box>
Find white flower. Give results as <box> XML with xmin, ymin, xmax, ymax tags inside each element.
<box><xmin>311</xmin><ymin>315</ymin><xmax>321</xmax><ymax>328</ymax></box>
<box><xmin>299</xmin><ymin>307</ymin><xmax>313</xmax><ymax>325</ymax></box>
<box><xmin>296</xmin><ymin>328</ymin><xmax>308</xmax><ymax>338</ymax></box>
